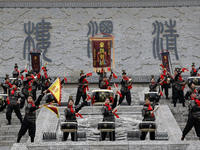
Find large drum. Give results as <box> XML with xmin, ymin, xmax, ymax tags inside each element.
<box><xmin>139</xmin><ymin>121</ymin><xmax>157</xmax><ymax>132</ymax></box>
<box><xmin>9</xmin><ymin>78</ymin><xmax>17</xmax><ymax>85</ymax></box>
<box><xmin>144</xmin><ymin>92</ymin><xmax>159</xmax><ymax>102</ymax></box>
<box><xmin>0</xmin><ymin>94</ymin><xmax>7</xmax><ymax>111</ymax></box>
<box><xmin>98</xmin><ymin>122</ymin><xmax>115</xmax><ymax>132</ymax></box>
<box><xmin>187</xmin><ymin>77</ymin><xmax>200</xmax><ymax>86</ymax></box>
<box><xmin>91</xmin><ymin>89</ymin><xmax>114</xmax><ymax>106</ymax></box>
<box><xmin>0</xmin><ymin>94</ymin><xmax>7</xmax><ymax>105</ymax></box>
<box><xmin>60</xmin><ymin>122</ymin><xmax>78</xmax><ymax>132</ymax></box>
<box><xmin>10</xmin><ymin>78</ymin><xmax>22</xmax><ymax>87</ymax></box>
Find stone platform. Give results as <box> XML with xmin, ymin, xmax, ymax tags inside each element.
<box><xmin>10</xmin><ymin>104</ymin><xmax>193</xmax><ymax>150</ymax></box>
<box><xmin>0</xmin><ymin>84</ymin><xmax>199</xmax><ymax>149</ymax></box>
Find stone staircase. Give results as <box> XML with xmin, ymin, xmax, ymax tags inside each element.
<box><xmin>159</xmin><ymin>87</ymin><xmax>200</xmax><ymax>141</ymax></box>
<box><xmin>0</xmin><ymin>91</ymin><xmax>46</xmax><ymax>150</ymax></box>
<box><xmin>0</xmin><ymin>109</ymin><xmax>27</xmax><ymax>150</ymax></box>
<box><xmin>168</xmin><ymin>102</ymin><xmax>199</xmax><ymax>141</ymax></box>
<box><xmin>0</xmin><ymin>84</ymin><xmax>199</xmax><ymax>149</ymax></box>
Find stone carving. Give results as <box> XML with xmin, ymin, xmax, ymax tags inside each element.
<box><xmin>23</xmin><ymin>21</ymin><xmax>35</xmax><ymax>61</ymax></box>
<box><xmin>152</xmin><ymin>19</ymin><xmax>179</xmax><ymax>60</ymax></box>
<box><xmin>35</xmin><ymin>19</ymin><xmax>52</xmax><ymax>62</ymax></box>
<box><xmin>87</xmin><ymin>20</ymin><xmax>113</xmax><ymax>58</ymax></box>
<box><xmin>163</xmin><ymin>19</ymin><xmax>179</xmax><ymax>60</ymax></box>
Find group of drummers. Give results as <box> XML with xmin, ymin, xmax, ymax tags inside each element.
<box><xmin>148</xmin><ymin>62</ymin><xmax>200</xmax><ymax>140</ymax></box>
<box><xmin>0</xmin><ymin>62</ymin><xmax>200</xmax><ymax>142</ymax></box>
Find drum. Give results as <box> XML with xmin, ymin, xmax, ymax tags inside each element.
<box><xmin>91</xmin><ymin>89</ymin><xmax>114</xmax><ymax>106</ymax></box>
<box><xmin>98</xmin><ymin>122</ymin><xmax>115</xmax><ymax>132</ymax></box>
<box><xmin>144</xmin><ymin>92</ymin><xmax>159</xmax><ymax>102</ymax></box>
<box><xmin>187</xmin><ymin>77</ymin><xmax>200</xmax><ymax>86</ymax></box>
<box><xmin>9</xmin><ymin>78</ymin><xmax>17</xmax><ymax>85</ymax></box>
<box><xmin>60</xmin><ymin>122</ymin><xmax>78</xmax><ymax>132</ymax></box>
<box><xmin>0</xmin><ymin>94</ymin><xmax>7</xmax><ymax>106</ymax></box>
<box><xmin>139</xmin><ymin>121</ymin><xmax>157</xmax><ymax>132</ymax></box>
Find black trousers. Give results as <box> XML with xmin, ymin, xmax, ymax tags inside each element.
<box><xmin>6</xmin><ymin>105</ymin><xmax>22</xmax><ymax>123</ymax></box>
<box><xmin>161</xmin><ymin>84</ymin><xmax>169</xmax><ymax>98</ymax></box>
<box><xmin>41</xmin><ymin>86</ymin><xmax>48</xmax><ymax>94</ymax></box>
<box><xmin>172</xmin><ymin>87</ymin><xmax>185</xmax><ymax>105</ymax></box>
<box><xmin>18</xmin><ymin>119</ymin><xmax>36</xmax><ymax>139</ymax></box>
<box><xmin>140</xmin><ymin>131</ymin><xmax>155</xmax><ymax>140</ymax></box>
<box><xmin>118</xmin><ymin>91</ymin><xmax>131</xmax><ymax>105</ymax></box>
<box><xmin>75</xmin><ymin>90</ymin><xmax>86</xmax><ymax>106</ymax></box>
<box><xmin>182</xmin><ymin>115</ymin><xmax>200</xmax><ymax>138</ymax></box>
<box><xmin>32</xmin><ymin>90</ymin><xmax>37</xmax><ymax>101</ymax></box>
<box><xmin>63</xmin><ymin>132</ymin><xmax>77</xmax><ymax>141</ymax></box>
<box><xmin>100</xmin><ymin>131</ymin><xmax>115</xmax><ymax>141</ymax></box>
<box><xmin>98</xmin><ymin>80</ymin><xmax>102</xmax><ymax>88</ymax></box>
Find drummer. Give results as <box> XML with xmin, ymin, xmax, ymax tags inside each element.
<box><xmin>118</xmin><ymin>70</ymin><xmax>132</xmax><ymax>106</ymax></box>
<box><xmin>100</xmin><ymin>92</ymin><xmax>118</xmax><ymax>141</ymax></box>
<box><xmin>63</xmin><ymin>96</ymin><xmax>85</xmax><ymax>141</ymax></box>
<box><xmin>140</xmin><ymin>98</ymin><xmax>156</xmax><ymax>140</ymax></box>
<box><xmin>96</xmin><ymin>68</ymin><xmax>105</xmax><ymax>88</ymax></box>
<box><xmin>6</xmin><ymin>82</ymin><xmax>24</xmax><ymax>125</ymax></box>
<box><xmin>100</xmin><ymin>72</ymin><xmax>112</xmax><ymax>89</ymax></box>
<box><xmin>190</xmin><ymin>63</ymin><xmax>200</xmax><ymax>76</ymax></box>
<box><xmin>149</xmin><ymin>75</ymin><xmax>161</xmax><ymax>92</ymax></box>
<box><xmin>0</xmin><ymin>74</ymin><xmax>12</xmax><ymax>94</ymax></box>
<box><xmin>17</xmin><ymin>93</ymin><xmax>44</xmax><ymax>143</ymax></box>
<box><xmin>185</xmin><ymin>82</ymin><xmax>200</xmax><ymax>100</ymax></box>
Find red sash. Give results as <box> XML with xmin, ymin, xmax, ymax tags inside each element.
<box><xmin>191</xmin><ymin>97</ymin><xmax>200</xmax><ymax>107</ymax></box>
<box><xmin>104</xmin><ymin>103</ymin><xmax>119</xmax><ymax>118</ymax></box>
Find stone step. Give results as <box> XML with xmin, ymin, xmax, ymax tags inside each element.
<box><xmin>0</xmin><ymin>125</ymin><xmax>21</xmax><ymax>129</ymax></box>
<box><xmin>0</xmin><ymin>140</ymin><xmax>15</xmax><ymax>146</ymax></box>
<box><xmin>0</xmin><ymin>135</ymin><xmax>28</xmax><ymax>141</ymax></box>
<box><xmin>1</xmin><ymin>132</ymin><xmax>21</xmax><ymax>136</ymax></box>
<box><xmin>186</xmin><ymin>137</ymin><xmax>200</xmax><ymax>140</ymax></box>
<box><xmin>58</xmin><ymin>106</ymin><xmax>143</xmax><ymax>115</ymax></box>
<box><xmin>0</xmin><ymin>122</ymin><xmax>22</xmax><ymax>126</ymax></box>
<box><xmin>0</xmin><ymin>146</ymin><xmax>12</xmax><ymax>150</ymax></box>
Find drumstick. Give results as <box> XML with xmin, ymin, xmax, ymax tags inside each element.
<box><xmin>114</xmin><ymin>83</ymin><xmax>118</xmax><ymax>91</ymax></box>
<box><xmin>22</xmin><ymin>63</ymin><xmax>28</xmax><ymax>78</ymax></box>
<box><xmin>85</xmin><ymin>89</ymin><xmax>91</xmax><ymax>101</ymax></box>
<box><xmin>112</xmin><ymin>105</ymin><xmax>120</xmax><ymax>113</ymax></box>
<box><xmin>152</xmin><ymin>106</ymin><xmax>159</xmax><ymax>113</ymax></box>
<box><xmin>34</xmin><ymin>62</ymin><xmax>48</xmax><ymax>79</ymax></box>
<box><xmin>18</xmin><ymin>68</ymin><xmax>21</xmax><ymax>79</ymax></box>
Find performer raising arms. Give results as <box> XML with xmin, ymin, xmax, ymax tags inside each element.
<box><xmin>171</xmin><ymin>68</ymin><xmax>186</xmax><ymax>107</ymax></box>
<box><xmin>149</xmin><ymin>75</ymin><xmax>161</xmax><ymax>92</ymax></box>
<box><xmin>185</xmin><ymin>83</ymin><xmax>200</xmax><ymax>100</ymax></box>
<box><xmin>190</xmin><ymin>63</ymin><xmax>200</xmax><ymax>76</ymax></box>
<box><xmin>100</xmin><ymin>71</ymin><xmax>112</xmax><ymax>89</ymax></box>
<box><xmin>140</xmin><ymin>98</ymin><xmax>156</xmax><ymax>140</ymax></box>
<box><xmin>96</xmin><ymin>68</ymin><xmax>104</xmax><ymax>88</ymax></box>
<box><xmin>0</xmin><ymin>74</ymin><xmax>12</xmax><ymax>94</ymax></box>
<box><xmin>118</xmin><ymin>70</ymin><xmax>132</xmax><ymax>105</ymax></box>
<box><xmin>160</xmin><ymin>65</ymin><xmax>170</xmax><ymax>99</ymax></box>
<box><xmin>181</xmin><ymin>92</ymin><xmax>200</xmax><ymax>140</ymax></box>
<box><xmin>63</xmin><ymin>96</ymin><xmax>85</xmax><ymax>141</ymax></box>
<box><xmin>100</xmin><ymin>92</ymin><xmax>118</xmax><ymax>141</ymax></box>
<box><xmin>6</xmin><ymin>82</ymin><xmax>24</xmax><ymax>125</ymax></box>
<box><xmin>17</xmin><ymin>93</ymin><xmax>44</xmax><ymax>143</ymax></box>
<box><xmin>12</xmin><ymin>63</ymin><xmax>25</xmax><ymax>78</ymax></box>
<box><xmin>75</xmin><ymin>70</ymin><xmax>91</xmax><ymax>106</ymax></box>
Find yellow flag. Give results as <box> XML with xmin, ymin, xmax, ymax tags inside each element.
<box><xmin>48</xmin><ymin>78</ymin><xmax>61</xmax><ymax>105</ymax></box>
<box><xmin>43</xmin><ymin>103</ymin><xmax>59</xmax><ymax>118</ymax></box>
